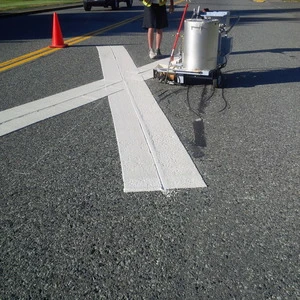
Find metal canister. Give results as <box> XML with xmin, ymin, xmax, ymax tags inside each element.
<box><xmin>183</xmin><ymin>19</ymin><xmax>219</xmax><ymax>71</ymax></box>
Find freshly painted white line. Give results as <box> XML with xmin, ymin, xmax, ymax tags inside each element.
<box><xmin>98</xmin><ymin>46</ymin><xmax>206</xmax><ymax>191</ymax></box>
<box><xmin>0</xmin><ymin>80</ymin><xmax>123</xmax><ymax>136</ymax></box>
<box><xmin>0</xmin><ymin>46</ymin><xmax>206</xmax><ymax>192</ymax></box>
<box><xmin>137</xmin><ymin>57</ymin><xmax>169</xmax><ymax>80</ymax></box>
<box><xmin>109</xmin><ymin>89</ymin><xmax>162</xmax><ymax>192</ymax></box>
<box><xmin>0</xmin><ymin>80</ymin><xmax>105</xmax><ymax>123</ymax></box>
<box><xmin>0</xmin><ymin>59</ymin><xmax>166</xmax><ymax>137</ymax></box>
<box><xmin>98</xmin><ymin>46</ymin><xmax>163</xmax><ymax>192</ymax></box>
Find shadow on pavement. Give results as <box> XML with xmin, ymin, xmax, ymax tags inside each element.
<box><xmin>231</xmin><ymin>47</ymin><xmax>300</xmax><ymax>56</ymax></box>
<box><xmin>224</xmin><ymin>67</ymin><xmax>300</xmax><ymax>88</ymax></box>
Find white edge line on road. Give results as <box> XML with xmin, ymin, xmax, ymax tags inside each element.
<box><xmin>0</xmin><ymin>47</ymin><xmax>206</xmax><ymax>192</ymax></box>
<box><xmin>109</xmin><ymin>89</ymin><xmax>163</xmax><ymax>192</ymax></box>
<box><xmin>0</xmin><ymin>59</ymin><xmax>168</xmax><ymax>137</ymax></box>
<box><xmin>98</xmin><ymin>45</ymin><xmax>206</xmax><ymax>191</ymax></box>
<box><xmin>0</xmin><ymin>80</ymin><xmax>123</xmax><ymax>136</ymax></box>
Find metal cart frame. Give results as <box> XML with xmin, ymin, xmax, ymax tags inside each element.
<box><xmin>153</xmin><ymin>10</ymin><xmax>234</xmax><ymax>88</ymax></box>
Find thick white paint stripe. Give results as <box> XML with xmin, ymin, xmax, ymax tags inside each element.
<box><xmin>0</xmin><ymin>57</ymin><xmax>167</xmax><ymax>137</ymax></box>
<box><xmin>0</xmin><ymin>80</ymin><xmax>105</xmax><ymax>123</ymax></box>
<box><xmin>112</xmin><ymin>46</ymin><xmax>206</xmax><ymax>189</ymax></box>
<box><xmin>137</xmin><ymin>57</ymin><xmax>169</xmax><ymax>80</ymax></box>
<box><xmin>99</xmin><ymin>46</ymin><xmax>206</xmax><ymax>190</ymax></box>
<box><xmin>98</xmin><ymin>47</ymin><xmax>123</xmax><ymax>83</ymax></box>
<box><xmin>109</xmin><ymin>89</ymin><xmax>162</xmax><ymax>192</ymax></box>
<box><xmin>0</xmin><ymin>80</ymin><xmax>123</xmax><ymax>136</ymax></box>
<box><xmin>0</xmin><ymin>45</ymin><xmax>205</xmax><ymax>191</ymax></box>
<box><xmin>98</xmin><ymin>47</ymin><xmax>162</xmax><ymax>192</ymax></box>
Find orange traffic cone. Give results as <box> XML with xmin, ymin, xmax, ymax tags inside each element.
<box><xmin>49</xmin><ymin>12</ymin><xmax>68</xmax><ymax>48</ymax></box>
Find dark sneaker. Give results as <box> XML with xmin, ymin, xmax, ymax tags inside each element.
<box><xmin>155</xmin><ymin>48</ymin><xmax>162</xmax><ymax>58</ymax></box>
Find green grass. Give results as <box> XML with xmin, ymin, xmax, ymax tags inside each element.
<box><xmin>1</xmin><ymin>0</ymin><xmax>299</xmax><ymax>12</ymax></box>
<box><xmin>0</xmin><ymin>0</ymin><xmax>81</xmax><ymax>12</ymax></box>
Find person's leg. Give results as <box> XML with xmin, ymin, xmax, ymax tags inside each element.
<box><xmin>148</xmin><ymin>27</ymin><xmax>156</xmax><ymax>58</ymax></box>
<box><xmin>155</xmin><ymin>29</ymin><xmax>163</xmax><ymax>51</ymax></box>
<box><xmin>154</xmin><ymin>5</ymin><xmax>167</xmax><ymax>56</ymax></box>
<box><xmin>148</xmin><ymin>28</ymin><xmax>154</xmax><ymax>50</ymax></box>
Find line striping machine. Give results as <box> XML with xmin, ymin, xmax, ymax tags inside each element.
<box><xmin>153</xmin><ymin>7</ymin><xmax>238</xmax><ymax>88</ymax></box>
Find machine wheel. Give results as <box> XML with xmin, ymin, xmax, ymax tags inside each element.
<box><xmin>112</xmin><ymin>0</ymin><xmax>119</xmax><ymax>9</ymax></box>
<box><xmin>83</xmin><ymin>2</ymin><xmax>92</xmax><ymax>11</ymax></box>
<box><xmin>126</xmin><ymin>0</ymin><xmax>133</xmax><ymax>7</ymax></box>
<box><xmin>213</xmin><ymin>70</ymin><xmax>222</xmax><ymax>88</ymax></box>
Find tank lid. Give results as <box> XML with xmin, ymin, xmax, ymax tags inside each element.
<box><xmin>185</xmin><ymin>18</ymin><xmax>219</xmax><ymax>24</ymax></box>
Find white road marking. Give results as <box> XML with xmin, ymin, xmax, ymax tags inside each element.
<box><xmin>98</xmin><ymin>46</ymin><xmax>206</xmax><ymax>192</ymax></box>
<box><xmin>0</xmin><ymin>80</ymin><xmax>123</xmax><ymax>136</ymax></box>
<box><xmin>0</xmin><ymin>46</ymin><xmax>206</xmax><ymax>192</ymax></box>
<box><xmin>109</xmin><ymin>89</ymin><xmax>162</xmax><ymax>191</ymax></box>
<box><xmin>0</xmin><ymin>57</ymin><xmax>167</xmax><ymax>137</ymax></box>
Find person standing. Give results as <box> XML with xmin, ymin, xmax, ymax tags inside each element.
<box><xmin>142</xmin><ymin>0</ymin><xmax>174</xmax><ymax>59</ymax></box>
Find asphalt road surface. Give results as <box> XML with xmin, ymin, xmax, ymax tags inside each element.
<box><xmin>1</xmin><ymin>0</ymin><xmax>300</xmax><ymax>299</ymax></box>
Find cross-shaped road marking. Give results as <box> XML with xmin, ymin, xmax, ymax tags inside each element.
<box><xmin>0</xmin><ymin>46</ymin><xmax>206</xmax><ymax>192</ymax></box>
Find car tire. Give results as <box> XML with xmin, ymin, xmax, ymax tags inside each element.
<box><xmin>126</xmin><ymin>0</ymin><xmax>133</xmax><ymax>8</ymax></box>
<box><xmin>83</xmin><ymin>2</ymin><xmax>92</xmax><ymax>11</ymax></box>
<box><xmin>112</xmin><ymin>0</ymin><xmax>119</xmax><ymax>10</ymax></box>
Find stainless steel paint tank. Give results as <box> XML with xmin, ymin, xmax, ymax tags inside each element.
<box><xmin>183</xmin><ymin>19</ymin><xmax>219</xmax><ymax>71</ymax></box>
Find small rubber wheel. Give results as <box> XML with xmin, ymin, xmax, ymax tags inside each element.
<box><xmin>213</xmin><ymin>71</ymin><xmax>222</xmax><ymax>88</ymax></box>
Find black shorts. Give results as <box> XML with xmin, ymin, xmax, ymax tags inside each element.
<box><xmin>142</xmin><ymin>4</ymin><xmax>168</xmax><ymax>29</ymax></box>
